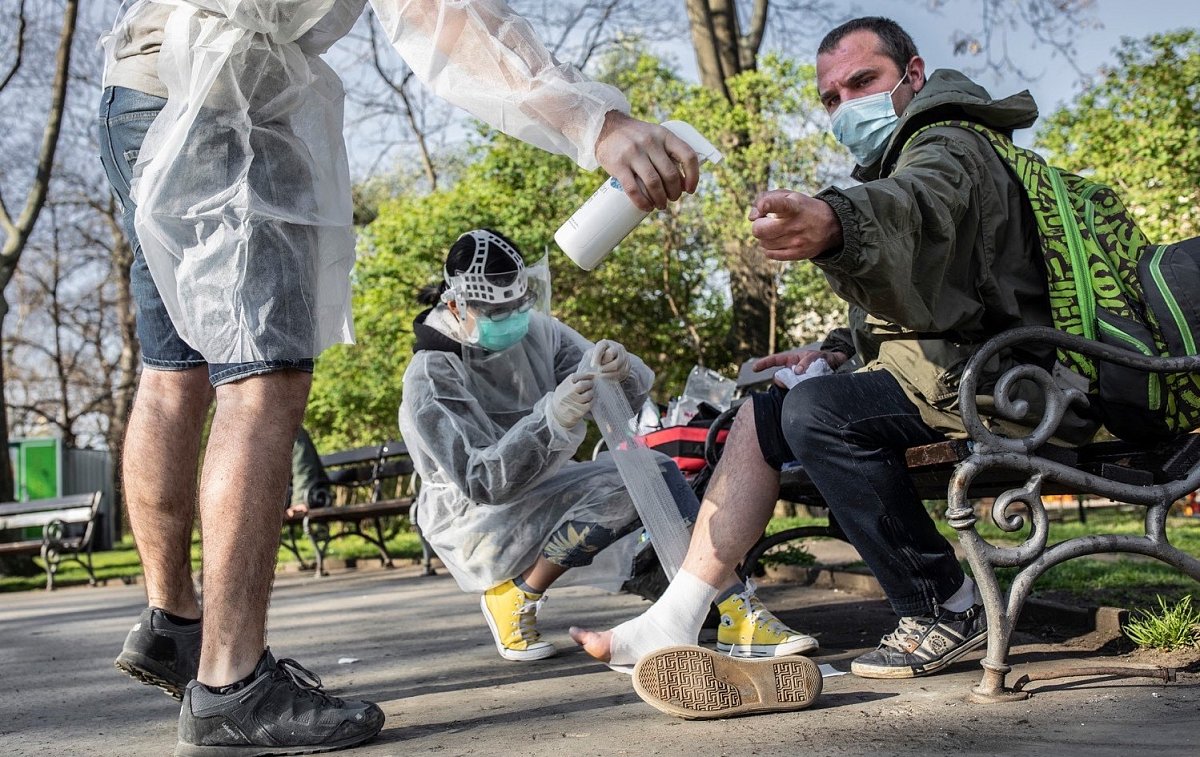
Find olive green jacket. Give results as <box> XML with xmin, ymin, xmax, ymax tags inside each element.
<box><xmin>813</xmin><ymin>69</ymin><xmax>1095</xmax><ymax>443</ymax></box>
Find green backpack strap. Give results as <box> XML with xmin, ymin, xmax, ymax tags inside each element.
<box><xmin>901</xmin><ymin>120</ymin><xmax>1151</xmax><ymax>384</ymax></box>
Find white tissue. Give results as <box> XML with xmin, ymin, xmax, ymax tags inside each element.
<box><xmin>774</xmin><ymin>358</ymin><xmax>833</xmax><ymax>389</ymax></box>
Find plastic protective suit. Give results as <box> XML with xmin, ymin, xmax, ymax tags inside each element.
<box><xmin>398</xmin><ymin>308</ymin><xmax>659</xmax><ymax>592</ymax></box>
<box><xmin>110</xmin><ymin>0</ymin><xmax>629</xmax><ymax>362</ymax></box>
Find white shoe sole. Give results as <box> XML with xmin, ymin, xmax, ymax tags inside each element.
<box><xmin>479</xmin><ymin>594</ymin><xmax>557</xmax><ymax>661</ymax></box>
<box><xmin>633</xmin><ymin>645</ymin><xmax>822</xmax><ymax>720</ymax></box>
<box><xmin>716</xmin><ymin>634</ymin><xmax>820</xmax><ymax>658</ymax></box>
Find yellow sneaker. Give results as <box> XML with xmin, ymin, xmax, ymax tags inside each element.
<box><xmin>480</xmin><ymin>579</ymin><xmax>557</xmax><ymax>661</ymax></box>
<box><xmin>716</xmin><ymin>585</ymin><xmax>819</xmax><ymax>658</ymax></box>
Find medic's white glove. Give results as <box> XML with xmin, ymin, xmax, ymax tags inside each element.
<box><xmin>590</xmin><ymin>339</ymin><xmax>631</xmax><ymax>382</ymax></box>
<box><xmin>552</xmin><ymin>372</ymin><xmax>595</xmax><ymax>429</ymax></box>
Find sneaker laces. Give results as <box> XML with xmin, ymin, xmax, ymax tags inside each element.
<box><xmin>273</xmin><ymin>658</ymin><xmax>343</xmax><ymax>707</ymax></box>
<box><xmin>878</xmin><ymin>616</ymin><xmax>931</xmax><ymax>652</ymax></box>
<box><xmin>734</xmin><ymin>581</ymin><xmax>791</xmax><ymax>635</ymax></box>
<box><xmin>513</xmin><ymin>595</ymin><xmax>546</xmax><ymax>642</ymax></box>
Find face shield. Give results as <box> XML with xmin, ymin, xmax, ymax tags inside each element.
<box><xmin>442</xmin><ymin>231</ymin><xmax>556</xmax><ymax>421</ymax></box>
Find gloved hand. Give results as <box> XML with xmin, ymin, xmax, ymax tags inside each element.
<box><xmin>590</xmin><ymin>339</ymin><xmax>631</xmax><ymax>382</ymax></box>
<box><xmin>552</xmin><ymin>372</ymin><xmax>595</xmax><ymax>429</ymax></box>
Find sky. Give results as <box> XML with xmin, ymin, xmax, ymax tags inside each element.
<box><xmin>333</xmin><ymin>0</ymin><xmax>1196</xmax><ymax>176</ymax></box>
<box><xmin>864</xmin><ymin>0</ymin><xmax>1196</xmax><ymax>144</ymax></box>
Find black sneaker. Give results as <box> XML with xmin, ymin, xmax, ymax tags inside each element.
<box><xmin>851</xmin><ymin>604</ymin><xmax>988</xmax><ymax>679</ymax></box>
<box><xmin>115</xmin><ymin>607</ymin><xmax>202</xmax><ymax>700</ymax></box>
<box><xmin>175</xmin><ymin>649</ymin><xmax>384</xmax><ymax>757</ymax></box>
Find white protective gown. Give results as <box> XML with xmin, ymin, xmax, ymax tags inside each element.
<box><xmin>118</xmin><ymin>0</ymin><xmax>629</xmax><ymax>362</ymax></box>
<box><xmin>398</xmin><ymin>309</ymin><xmax>656</xmax><ymax>592</ymax></box>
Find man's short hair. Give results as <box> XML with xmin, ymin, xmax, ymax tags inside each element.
<box><xmin>817</xmin><ymin>17</ymin><xmax>919</xmax><ymax>74</ymax></box>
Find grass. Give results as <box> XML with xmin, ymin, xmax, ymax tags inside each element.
<box><xmin>763</xmin><ymin>509</ymin><xmax>1200</xmax><ymax>609</ymax></box>
<box><xmin>0</xmin><ymin>519</ymin><xmax>428</xmax><ymax>593</ymax></box>
<box><xmin>1123</xmin><ymin>595</ymin><xmax>1200</xmax><ymax>650</ymax></box>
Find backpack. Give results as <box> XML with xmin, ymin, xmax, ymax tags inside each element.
<box><xmin>905</xmin><ymin>120</ymin><xmax>1200</xmax><ymax>444</ymax></box>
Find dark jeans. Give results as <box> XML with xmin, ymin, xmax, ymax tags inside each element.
<box><xmin>780</xmin><ymin>370</ymin><xmax>963</xmax><ymax>617</ymax></box>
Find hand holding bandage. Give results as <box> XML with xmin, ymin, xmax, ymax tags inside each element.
<box><xmin>590</xmin><ymin>339</ymin><xmax>631</xmax><ymax>382</ymax></box>
<box><xmin>552</xmin><ymin>372</ymin><xmax>594</xmax><ymax>429</ymax></box>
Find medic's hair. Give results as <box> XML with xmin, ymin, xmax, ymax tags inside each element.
<box><xmin>417</xmin><ymin>282</ymin><xmax>443</xmax><ymax>306</ymax></box>
<box><xmin>444</xmin><ymin>227</ymin><xmax>524</xmax><ymax>289</ymax></box>
<box><xmin>817</xmin><ymin>17</ymin><xmax>919</xmax><ymax>75</ymax></box>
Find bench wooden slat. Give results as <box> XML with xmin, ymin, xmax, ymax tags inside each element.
<box><xmin>0</xmin><ymin>506</ymin><xmax>94</xmax><ymax>531</ymax></box>
<box><xmin>0</xmin><ymin>537</ymin><xmax>84</xmax><ymax>556</ymax></box>
<box><xmin>284</xmin><ymin>498</ymin><xmax>413</xmax><ymax>525</ymax></box>
<box><xmin>0</xmin><ymin>495</ymin><xmax>99</xmax><ymax>517</ymax></box>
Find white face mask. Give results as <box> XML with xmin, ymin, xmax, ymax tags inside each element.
<box><xmin>830</xmin><ymin>73</ymin><xmax>908</xmax><ymax>167</ymax></box>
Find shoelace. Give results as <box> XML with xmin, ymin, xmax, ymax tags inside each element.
<box><xmin>274</xmin><ymin>657</ymin><xmax>343</xmax><ymax>706</ymax></box>
<box><xmin>513</xmin><ymin>595</ymin><xmax>546</xmax><ymax>641</ymax></box>
<box><xmin>878</xmin><ymin>616</ymin><xmax>932</xmax><ymax>652</ymax></box>
<box><xmin>735</xmin><ymin>582</ymin><xmax>790</xmax><ymax>634</ymax></box>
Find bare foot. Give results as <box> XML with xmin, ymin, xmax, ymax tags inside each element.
<box><xmin>569</xmin><ymin>626</ymin><xmax>614</xmax><ymax>662</ymax></box>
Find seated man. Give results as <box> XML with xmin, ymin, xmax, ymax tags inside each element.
<box><xmin>399</xmin><ymin>229</ymin><xmax>816</xmax><ymax>663</ymax></box>
<box><xmin>285</xmin><ymin>426</ymin><xmax>332</xmax><ymax>518</ymax></box>
<box><xmin>572</xmin><ymin>16</ymin><xmax>1097</xmax><ymax>714</ymax></box>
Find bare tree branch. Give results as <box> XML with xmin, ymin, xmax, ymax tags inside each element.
<box><xmin>0</xmin><ymin>0</ymin><xmax>79</xmax><ymax>287</ymax></box>
<box><xmin>366</xmin><ymin>14</ymin><xmax>438</xmax><ymax>190</ymax></box>
<box><xmin>0</xmin><ymin>0</ymin><xmax>27</xmax><ymax>93</ymax></box>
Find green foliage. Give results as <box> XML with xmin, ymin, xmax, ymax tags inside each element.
<box><xmin>308</xmin><ymin>49</ymin><xmax>846</xmax><ymax>447</ymax></box>
<box><xmin>1037</xmin><ymin>30</ymin><xmax>1200</xmax><ymax>242</ymax></box>
<box><xmin>758</xmin><ymin>543</ymin><xmax>817</xmax><ymax>567</ymax></box>
<box><xmin>1123</xmin><ymin>594</ymin><xmax>1200</xmax><ymax>650</ymax></box>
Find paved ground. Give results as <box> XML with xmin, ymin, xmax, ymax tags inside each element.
<box><xmin>1</xmin><ymin>563</ymin><xmax>1196</xmax><ymax>756</ymax></box>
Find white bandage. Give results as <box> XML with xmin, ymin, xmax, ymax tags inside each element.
<box><xmin>607</xmin><ymin>569</ymin><xmax>719</xmax><ymax>672</ymax></box>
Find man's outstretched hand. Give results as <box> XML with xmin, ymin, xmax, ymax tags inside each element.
<box><xmin>749</xmin><ymin>190</ymin><xmax>843</xmax><ymax>261</ymax></box>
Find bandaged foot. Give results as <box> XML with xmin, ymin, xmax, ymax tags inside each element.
<box><xmin>569</xmin><ymin>569</ymin><xmax>720</xmax><ymax>672</ymax></box>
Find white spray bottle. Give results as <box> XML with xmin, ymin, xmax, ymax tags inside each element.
<box><xmin>554</xmin><ymin>120</ymin><xmax>723</xmax><ymax>271</ymax></box>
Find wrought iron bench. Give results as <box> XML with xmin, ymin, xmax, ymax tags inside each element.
<box><xmin>0</xmin><ymin>492</ymin><xmax>104</xmax><ymax>590</ymax></box>
<box><xmin>949</xmin><ymin>326</ymin><xmax>1200</xmax><ymax>702</ymax></box>
<box><xmin>709</xmin><ymin>326</ymin><xmax>1200</xmax><ymax>701</ymax></box>
<box><xmin>281</xmin><ymin>440</ymin><xmax>436</xmax><ymax>577</ymax></box>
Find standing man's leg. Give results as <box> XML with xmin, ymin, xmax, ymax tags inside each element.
<box><xmin>782</xmin><ymin>370</ymin><xmax>986</xmax><ymax>678</ymax></box>
<box><xmin>122</xmin><ymin>369</ymin><xmax>210</xmax><ymax>618</ymax></box>
<box><xmin>194</xmin><ymin>369</ymin><xmax>309</xmax><ymax>684</ymax></box>
<box><xmin>102</xmin><ymin>85</ymin><xmax>210</xmax><ymax>699</ymax></box>
<box><xmin>113</xmin><ymin>368</ymin><xmax>211</xmax><ymax>697</ymax></box>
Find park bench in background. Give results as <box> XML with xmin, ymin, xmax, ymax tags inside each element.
<box><xmin>0</xmin><ymin>492</ymin><xmax>103</xmax><ymax>590</ymax></box>
<box><xmin>281</xmin><ymin>440</ymin><xmax>437</xmax><ymax>577</ymax></box>
<box><xmin>710</xmin><ymin>325</ymin><xmax>1200</xmax><ymax>702</ymax></box>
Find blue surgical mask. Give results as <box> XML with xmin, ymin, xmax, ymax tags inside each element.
<box><xmin>830</xmin><ymin>74</ymin><xmax>908</xmax><ymax>167</ymax></box>
<box><xmin>475</xmin><ymin>308</ymin><xmax>531</xmax><ymax>351</ymax></box>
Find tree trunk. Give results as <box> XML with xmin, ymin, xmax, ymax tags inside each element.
<box><xmin>724</xmin><ymin>238</ymin><xmax>776</xmax><ymax>358</ymax></box>
<box><xmin>686</xmin><ymin>0</ymin><xmax>777</xmax><ymax>359</ymax></box>
<box><xmin>0</xmin><ymin>298</ymin><xmax>12</xmax><ymax>503</ymax></box>
<box><xmin>0</xmin><ymin>0</ymin><xmax>79</xmax><ymax>503</ymax></box>
<box><xmin>107</xmin><ymin>200</ymin><xmax>139</xmax><ymax>537</ymax></box>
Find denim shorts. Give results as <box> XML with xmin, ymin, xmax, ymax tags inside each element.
<box><xmin>97</xmin><ymin>86</ymin><xmax>313</xmax><ymax>387</ymax></box>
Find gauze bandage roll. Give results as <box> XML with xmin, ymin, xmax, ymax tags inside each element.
<box><xmin>591</xmin><ymin>373</ymin><xmax>692</xmax><ymax>579</ymax></box>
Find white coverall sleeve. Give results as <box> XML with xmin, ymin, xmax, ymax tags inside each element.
<box><xmin>553</xmin><ymin>321</ymin><xmax>656</xmax><ymax>413</ymax></box>
<box><xmin>368</xmin><ymin>0</ymin><xmax>630</xmax><ymax>170</ymax></box>
<box><xmin>403</xmin><ymin>351</ymin><xmax>585</xmax><ymax>505</ymax></box>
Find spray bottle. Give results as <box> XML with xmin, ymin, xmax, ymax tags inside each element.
<box><xmin>554</xmin><ymin>120</ymin><xmax>723</xmax><ymax>271</ymax></box>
